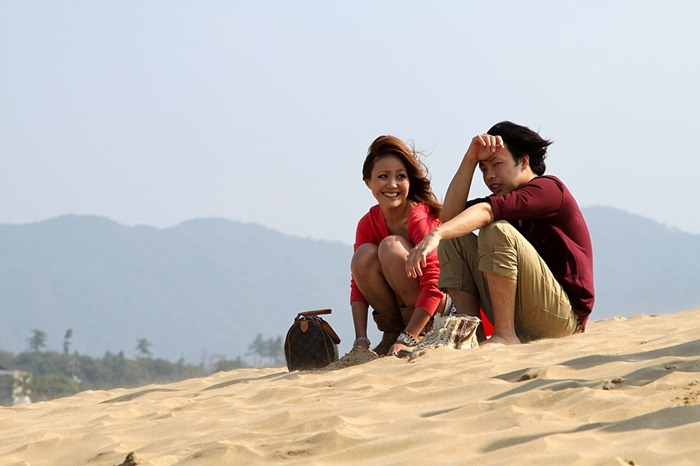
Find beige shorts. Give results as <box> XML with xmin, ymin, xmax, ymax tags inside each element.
<box><xmin>438</xmin><ymin>221</ymin><xmax>579</xmax><ymax>341</ymax></box>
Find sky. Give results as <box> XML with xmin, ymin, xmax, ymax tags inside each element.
<box><xmin>2</xmin><ymin>1</ymin><xmax>699</xmax><ymax>245</ymax></box>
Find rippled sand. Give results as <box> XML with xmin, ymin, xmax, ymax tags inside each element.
<box><xmin>2</xmin><ymin>308</ymin><xmax>700</xmax><ymax>465</ymax></box>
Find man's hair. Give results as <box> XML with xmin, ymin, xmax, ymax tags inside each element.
<box><xmin>487</xmin><ymin>121</ymin><xmax>552</xmax><ymax>176</ymax></box>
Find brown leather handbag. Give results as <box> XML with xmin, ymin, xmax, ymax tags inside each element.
<box><xmin>284</xmin><ymin>309</ymin><xmax>341</xmax><ymax>371</ymax></box>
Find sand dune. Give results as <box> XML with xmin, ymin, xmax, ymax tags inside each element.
<box><xmin>2</xmin><ymin>308</ymin><xmax>700</xmax><ymax>465</ymax></box>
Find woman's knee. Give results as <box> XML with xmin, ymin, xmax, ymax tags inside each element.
<box><xmin>351</xmin><ymin>243</ymin><xmax>379</xmax><ymax>276</ymax></box>
<box><xmin>377</xmin><ymin>235</ymin><xmax>411</xmax><ymax>264</ymax></box>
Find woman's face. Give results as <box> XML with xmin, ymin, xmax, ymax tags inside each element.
<box><xmin>365</xmin><ymin>155</ymin><xmax>410</xmax><ymax>210</ymax></box>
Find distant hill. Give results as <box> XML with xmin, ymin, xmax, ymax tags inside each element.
<box><xmin>0</xmin><ymin>207</ymin><xmax>698</xmax><ymax>362</ymax></box>
<box><xmin>585</xmin><ymin>206</ymin><xmax>700</xmax><ymax>317</ymax></box>
<box><xmin>0</xmin><ymin>216</ymin><xmax>354</xmax><ymax>363</ymax></box>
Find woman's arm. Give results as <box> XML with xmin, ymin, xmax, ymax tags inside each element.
<box><xmin>388</xmin><ymin>305</ymin><xmax>433</xmax><ymax>356</ymax></box>
<box><xmin>404</xmin><ymin>306</ymin><xmax>433</xmax><ymax>339</ymax></box>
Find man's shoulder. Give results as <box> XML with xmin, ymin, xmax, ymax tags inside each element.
<box><xmin>530</xmin><ymin>174</ymin><xmax>563</xmax><ymax>186</ymax></box>
<box><xmin>526</xmin><ymin>175</ymin><xmax>569</xmax><ymax>194</ymax></box>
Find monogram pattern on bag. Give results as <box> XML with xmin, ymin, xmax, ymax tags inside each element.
<box><xmin>285</xmin><ymin>315</ymin><xmax>339</xmax><ymax>371</ymax></box>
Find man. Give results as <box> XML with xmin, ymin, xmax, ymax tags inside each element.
<box><xmin>406</xmin><ymin>121</ymin><xmax>594</xmax><ymax>346</ymax></box>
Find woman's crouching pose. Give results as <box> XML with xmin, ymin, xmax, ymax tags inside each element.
<box><xmin>350</xmin><ymin>135</ymin><xmax>448</xmax><ymax>356</ymax></box>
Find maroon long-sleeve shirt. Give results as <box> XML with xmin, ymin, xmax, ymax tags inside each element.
<box><xmin>469</xmin><ymin>175</ymin><xmax>595</xmax><ymax>327</ymax></box>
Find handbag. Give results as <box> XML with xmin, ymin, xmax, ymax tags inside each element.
<box><xmin>284</xmin><ymin>309</ymin><xmax>341</xmax><ymax>371</ymax></box>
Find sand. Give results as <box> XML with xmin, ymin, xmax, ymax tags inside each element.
<box><xmin>2</xmin><ymin>308</ymin><xmax>700</xmax><ymax>465</ymax></box>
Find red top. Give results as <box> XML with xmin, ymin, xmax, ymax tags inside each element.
<box><xmin>351</xmin><ymin>203</ymin><xmax>443</xmax><ymax>315</ymax></box>
<box><xmin>472</xmin><ymin>175</ymin><xmax>595</xmax><ymax>327</ymax></box>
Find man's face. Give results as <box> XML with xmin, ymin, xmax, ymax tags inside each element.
<box><xmin>478</xmin><ymin>148</ymin><xmax>528</xmax><ymax>195</ymax></box>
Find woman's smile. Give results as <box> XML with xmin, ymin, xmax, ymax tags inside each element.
<box><xmin>366</xmin><ymin>156</ymin><xmax>410</xmax><ymax>208</ymax></box>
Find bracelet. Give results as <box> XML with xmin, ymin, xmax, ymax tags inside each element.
<box><xmin>353</xmin><ymin>336</ymin><xmax>371</xmax><ymax>347</ymax></box>
<box><xmin>396</xmin><ymin>331</ymin><xmax>418</xmax><ymax>347</ymax></box>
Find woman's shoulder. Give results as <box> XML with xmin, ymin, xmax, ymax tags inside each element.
<box><xmin>356</xmin><ymin>205</ymin><xmax>387</xmax><ymax>233</ymax></box>
<box><xmin>408</xmin><ymin>202</ymin><xmax>440</xmax><ymax>226</ymax></box>
<box><xmin>361</xmin><ymin>205</ymin><xmax>384</xmax><ymax>223</ymax></box>
<box><xmin>409</xmin><ymin>202</ymin><xmax>435</xmax><ymax>217</ymax></box>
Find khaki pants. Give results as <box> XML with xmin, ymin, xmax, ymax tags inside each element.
<box><xmin>438</xmin><ymin>221</ymin><xmax>578</xmax><ymax>341</ymax></box>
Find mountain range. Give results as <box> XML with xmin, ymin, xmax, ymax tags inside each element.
<box><xmin>1</xmin><ymin>206</ymin><xmax>698</xmax><ymax>363</ymax></box>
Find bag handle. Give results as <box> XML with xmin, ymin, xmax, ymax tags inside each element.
<box><xmin>298</xmin><ymin>309</ymin><xmax>332</xmax><ymax>317</ymax></box>
<box><xmin>320</xmin><ymin>319</ymin><xmax>341</xmax><ymax>344</ymax></box>
<box><xmin>295</xmin><ymin>309</ymin><xmax>341</xmax><ymax>344</ymax></box>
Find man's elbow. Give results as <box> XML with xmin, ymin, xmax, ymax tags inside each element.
<box><xmin>480</xmin><ymin>204</ymin><xmax>495</xmax><ymax>225</ymax></box>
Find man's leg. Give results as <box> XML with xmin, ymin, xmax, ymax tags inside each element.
<box><xmin>482</xmin><ymin>272</ymin><xmax>520</xmax><ymax>346</ymax></box>
<box><xmin>477</xmin><ymin>221</ymin><xmax>579</xmax><ymax>343</ymax></box>
<box><xmin>447</xmin><ymin>288</ymin><xmax>479</xmax><ymax>316</ymax></box>
<box><xmin>438</xmin><ymin>233</ymin><xmax>492</xmax><ymax>342</ymax></box>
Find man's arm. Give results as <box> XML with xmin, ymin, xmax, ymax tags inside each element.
<box><xmin>406</xmin><ymin>201</ymin><xmax>494</xmax><ymax>278</ymax></box>
<box><xmin>441</xmin><ymin>134</ymin><xmax>504</xmax><ymax>223</ymax></box>
<box><xmin>439</xmin><ymin>201</ymin><xmax>494</xmax><ymax>239</ymax></box>
<box><xmin>441</xmin><ymin>155</ymin><xmax>478</xmax><ymax>223</ymax></box>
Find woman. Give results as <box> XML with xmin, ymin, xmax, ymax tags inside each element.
<box><xmin>350</xmin><ymin>135</ymin><xmax>448</xmax><ymax>356</ymax></box>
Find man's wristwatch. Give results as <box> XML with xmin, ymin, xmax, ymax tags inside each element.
<box><xmin>396</xmin><ymin>331</ymin><xmax>418</xmax><ymax>347</ymax></box>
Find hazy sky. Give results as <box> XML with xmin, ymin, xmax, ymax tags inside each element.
<box><xmin>2</xmin><ymin>1</ymin><xmax>699</xmax><ymax>245</ymax></box>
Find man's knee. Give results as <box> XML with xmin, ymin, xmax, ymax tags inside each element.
<box><xmin>477</xmin><ymin>221</ymin><xmax>519</xmax><ymax>280</ymax></box>
<box><xmin>478</xmin><ymin>220</ymin><xmax>518</xmax><ymax>248</ymax></box>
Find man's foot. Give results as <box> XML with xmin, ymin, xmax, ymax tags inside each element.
<box><xmin>480</xmin><ymin>334</ymin><xmax>521</xmax><ymax>348</ymax></box>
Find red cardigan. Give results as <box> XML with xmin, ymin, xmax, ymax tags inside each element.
<box><xmin>350</xmin><ymin>203</ymin><xmax>443</xmax><ymax>315</ymax></box>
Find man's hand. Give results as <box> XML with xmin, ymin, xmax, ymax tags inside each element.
<box><xmin>406</xmin><ymin>229</ymin><xmax>442</xmax><ymax>278</ymax></box>
<box><xmin>466</xmin><ymin>134</ymin><xmax>505</xmax><ymax>164</ymax></box>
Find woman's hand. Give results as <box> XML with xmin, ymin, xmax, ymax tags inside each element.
<box><xmin>389</xmin><ymin>341</ymin><xmax>407</xmax><ymax>357</ymax></box>
<box><xmin>406</xmin><ymin>229</ymin><xmax>442</xmax><ymax>278</ymax></box>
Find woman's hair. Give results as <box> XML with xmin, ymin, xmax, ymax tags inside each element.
<box><xmin>362</xmin><ymin>135</ymin><xmax>442</xmax><ymax>217</ymax></box>
<box><xmin>487</xmin><ymin>121</ymin><xmax>552</xmax><ymax>176</ymax></box>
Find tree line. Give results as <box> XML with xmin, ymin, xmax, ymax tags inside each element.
<box><xmin>0</xmin><ymin>329</ymin><xmax>285</xmax><ymax>402</ymax></box>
